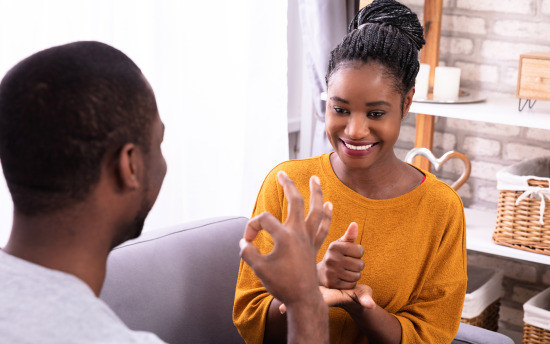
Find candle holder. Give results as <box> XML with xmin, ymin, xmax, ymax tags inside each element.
<box><xmin>412</xmin><ymin>88</ymin><xmax>486</xmax><ymax>104</ymax></box>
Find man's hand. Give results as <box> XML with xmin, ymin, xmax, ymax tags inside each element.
<box><xmin>239</xmin><ymin>171</ymin><xmax>332</xmax><ymax>307</ymax></box>
<box><xmin>317</xmin><ymin>222</ymin><xmax>365</xmax><ymax>289</ymax></box>
<box><xmin>240</xmin><ymin>171</ymin><xmax>332</xmax><ymax>344</ymax></box>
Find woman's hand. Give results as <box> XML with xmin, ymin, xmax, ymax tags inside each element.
<box><xmin>279</xmin><ymin>284</ymin><xmax>375</xmax><ymax>315</ymax></box>
<box><xmin>320</xmin><ymin>284</ymin><xmax>376</xmax><ymax>312</ymax></box>
<box><xmin>317</xmin><ymin>222</ymin><xmax>365</xmax><ymax>289</ymax></box>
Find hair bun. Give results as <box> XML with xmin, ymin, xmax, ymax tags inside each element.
<box><xmin>349</xmin><ymin>0</ymin><xmax>425</xmax><ymax>50</ymax></box>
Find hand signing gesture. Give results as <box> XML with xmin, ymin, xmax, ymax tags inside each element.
<box><xmin>317</xmin><ymin>222</ymin><xmax>365</xmax><ymax>289</ymax></box>
<box><xmin>239</xmin><ymin>171</ymin><xmax>332</xmax><ymax>344</ymax></box>
<box><xmin>320</xmin><ymin>284</ymin><xmax>376</xmax><ymax>312</ymax></box>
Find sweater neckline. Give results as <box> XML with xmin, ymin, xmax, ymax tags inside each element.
<box><xmin>319</xmin><ymin>152</ymin><xmax>432</xmax><ymax>208</ymax></box>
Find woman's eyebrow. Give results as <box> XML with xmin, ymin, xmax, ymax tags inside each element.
<box><xmin>330</xmin><ymin>96</ymin><xmax>349</xmax><ymax>104</ymax></box>
<box><xmin>330</xmin><ymin>97</ymin><xmax>391</xmax><ymax>107</ymax></box>
<box><xmin>365</xmin><ymin>101</ymin><xmax>391</xmax><ymax>107</ymax></box>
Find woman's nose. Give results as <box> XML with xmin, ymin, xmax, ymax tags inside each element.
<box><xmin>345</xmin><ymin>114</ymin><xmax>370</xmax><ymax>140</ymax></box>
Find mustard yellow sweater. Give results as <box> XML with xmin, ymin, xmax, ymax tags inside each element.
<box><xmin>233</xmin><ymin>153</ymin><xmax>467</xmax><ymax>344</ymax></box>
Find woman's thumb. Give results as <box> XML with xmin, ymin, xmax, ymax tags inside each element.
<box><xmin>339</xmin><ymin>222</ymin><xmax>358</xmax><ymax>242</ymax></box>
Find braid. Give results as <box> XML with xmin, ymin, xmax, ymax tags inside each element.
<box><xmin>326</xmin><ymin>0</ymin><xmax>425</xmax><ymax>96</ymax></box>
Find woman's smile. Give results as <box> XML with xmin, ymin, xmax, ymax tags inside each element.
<box><xmin>341</xmin><ymin>139</ymin><xmax>378</xmax><ymax>156</ymax></box>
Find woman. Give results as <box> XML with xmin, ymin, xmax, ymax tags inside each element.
<box><xmin>233</xmin><ymin>0</ymin><xmax>467</xmax><ymax>343</ymax></box>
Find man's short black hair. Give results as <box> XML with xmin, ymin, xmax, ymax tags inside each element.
<box><xmin>0</xmin><ymin>41</ymin><xmax>158</xmax><ymax>215</ymax></box>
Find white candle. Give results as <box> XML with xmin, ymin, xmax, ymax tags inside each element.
<box><xmin>413</xmin><ymin>63</ymin><xmax>430</xmax><ymax>100</ymax></box>
<box><xmin>433</xmin><ymin>66</ymin><xmax>461</xmax><ymax>101</ymax></box>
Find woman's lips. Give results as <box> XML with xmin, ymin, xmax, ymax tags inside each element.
<box><xmin>340</xmin><ymin>139</ymin><xmax>377</xmax><ymax>156</ymax></box>
<box><xmin>343</xmin><ymin>141</ymin><xmax>374</xmax><ymax>151</ymax></box>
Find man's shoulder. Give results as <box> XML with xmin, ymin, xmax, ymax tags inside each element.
<box><xmin>0</xmin><ymin>250</ymin><xmax>166</xmax><ymax>344</ymax></box>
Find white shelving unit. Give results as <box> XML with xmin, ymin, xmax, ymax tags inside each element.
<box><xmin>410</xmin><ymin>96</ymin><xmax>550</xmax><ymax>130</ymax></box>
<box><xmin>410</xmin><ymin>96</ymin><xmax>550</xmax><ymax>266</ymax></box>
<box><xmin>465</xmin><ymin>208</ymin><xmax>550</xmax><ymax>265</ymax></box>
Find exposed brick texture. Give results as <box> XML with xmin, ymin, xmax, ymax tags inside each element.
<box><xmin>468</xmin><ymin>253</ymin><xmax>538</xmax><ymax>283</ymax></box>
<box><xmin>455</xmin><ymin>62</ymin><xmax>499</xmax><ymax>84</ymax></box>
<box><xmin>433</xmin><ymin>131</ymin><xmax>457</xmax><ymax>152</ymax></box>
<box><xmin>493</xmin><ymin>20</ymin><xmax>550</xmax><ymax>41</ymax></box>
<box><xmin>481</xmin><ymin>40</ymin><xmax>550</xmax><ymax>61</ymax></box>
<box><xmin>470</xmin><ymin>161</ymin><xmax>506</xmax><ymax>180</ymax></box>
<box><xmin>442</xmin><ymin>14</ymin><xmax>487</xmax><ymax>35</ymax></box>
<box><xmin>499</xmin><ymin>305</ymin><xmax>524</xmax><ymax>328</ymax></box>
<box><xmin>440</xmin><ymin>36</ymin><xmax>474</xmax><ymax>55</ymax></box>
<box><xmin>543</xmin><ymin>269</ymin><xmax>550</xmax><ymax>285</ymax></box>
<box><xmin>511</xmin><ymin>286</ymin><xmax>541</xmax><ymax>304</ymax></box>
<box><xmin>477</xmin><ymin>185</ymin><xmax>500</xmax><ymax>203</ymax></box>
<box><xmin>446</xmin><ymin>118</ymin><xmax>520</xmax><ymax>136</ymax></box>
<box><xmin>526</xmin><ymin>127</ymin><xmax>550</xmax><ymax>141</ymax></box>
<box><xmin>456</xmin><ymin>0</ymin><xmax>534</xmax><ymax>14</ymax></box>
<box><xmin>463</xmin><ymin>137</ymin><xmax>501</xmax><ymax>157</ymax></box>
<box><xmin>504</xmin><ymin>143</ymin><xmax>550</xmax><ymax>161</ymax></box>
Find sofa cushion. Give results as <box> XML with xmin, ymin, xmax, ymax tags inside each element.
<box><xmin>452</xmin><ymin>323</ymin><xmax>515</xmax><ymax>344</ymax></box>
<box><xmin>100</xmin><ymin>216</ymin><xmax>248</xmax><ymax>344</ymax></box>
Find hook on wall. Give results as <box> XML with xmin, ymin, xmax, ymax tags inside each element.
<box><xmin>518</xmin><ymin>98</ymin><xmax>537</xmax><ymax>112</ymax></box>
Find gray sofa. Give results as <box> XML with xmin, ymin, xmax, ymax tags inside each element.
<box><xmin>100</xmin><ymin>216</ymin><xmax>514</xmax><ymax>344</ymax></box>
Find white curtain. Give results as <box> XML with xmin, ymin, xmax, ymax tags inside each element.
<box><xmin>0</xmin><ymin>0</ymin><xmax>289</xmax><ymax>245</ymax></box>
<box><xmin>297</xmin><ymin>0</ymin><xmax>354</xmax><ymax>157</ymax></box>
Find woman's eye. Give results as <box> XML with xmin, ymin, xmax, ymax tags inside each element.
<box><xmin>368</xmin><ymin>111</ymin><xmax>384</xmax><ymax>119</ymax></box>
<box><xmin>333</xmin><ymin>107</ymin><xmax>349</xmax><ymax>115</ymax></box>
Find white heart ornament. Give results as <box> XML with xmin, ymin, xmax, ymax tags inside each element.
<box><xmin>404</xmin><ymin>148</ymin><xmax>471</xmax><ymax>191</ymax></box>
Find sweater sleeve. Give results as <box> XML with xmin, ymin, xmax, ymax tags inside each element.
<box><xmin>396</xmin><ymin>190</ymin><xmax>468</xmax><ymax>343</ymax></box>
<box><xmin>233</xmin><ymin>167</ymin><xmax>285</xmax><ymax>344</ymax></box>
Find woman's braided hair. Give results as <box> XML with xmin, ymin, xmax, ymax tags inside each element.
<box><xmin>326</xmin><ymin>0</ymin><xmax>425</xmax><ymax>100</ymax></box>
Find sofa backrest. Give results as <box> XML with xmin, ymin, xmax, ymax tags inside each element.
<box><xmin>100</xmin><ymin>216</ymin><xmax>248</xmax><ymax>344</ymax></box>
<box><xmin>99</xmin><ymin>215</ymin><xmax>515</xmax><ymax>344</ymax></box>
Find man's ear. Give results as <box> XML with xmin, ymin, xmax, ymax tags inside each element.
<box><xmin>117</xmin><ymin>143</ymin><xmax>141</xmax><ymax>190</ymax></box>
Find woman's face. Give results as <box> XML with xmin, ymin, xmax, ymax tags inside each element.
<box><xmin>325</xmin><ymin>61</ymin><xmax>413</xmax><ymax>172</ymax></box>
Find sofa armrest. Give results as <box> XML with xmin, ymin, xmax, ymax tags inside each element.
<box><xmin>100</xmin><ymin>216</ymin><xmax>248</xmax><ymax>344</ymax></box>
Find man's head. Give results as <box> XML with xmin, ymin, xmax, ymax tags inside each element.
<box><xmin>0</xmin><ymin>41</ymin><xmax>165</xmax><ymax>231</ymax></box>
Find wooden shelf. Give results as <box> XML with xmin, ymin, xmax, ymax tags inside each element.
<box><xmin>465</xmin><ymin>208</ymin><xmax>550</xmax><ymax>265</ymax></box>
<box><xmin>410</xmin><ymin>96</ymin><xmax>550</xmax><ymax>129</ymax></box>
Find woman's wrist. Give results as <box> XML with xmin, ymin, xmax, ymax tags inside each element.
<box><xmin>341</xmin><ymin>298</ymin><xmax>372</xmax><ymax>316</ymax></box>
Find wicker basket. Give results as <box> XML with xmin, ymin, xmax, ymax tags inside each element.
<box><xmin>493</xmin><ymin>157</ymin><xmax>550</xmax><ymax>255</ymax></box>
<box><xmin>461</xmin><ymin>266</ymin><xmax>503</xmax><ymax>331</ymax></box>
<box><xmin>462</xmin><ymin>299</ymin><xmax>501</xmax><ymax>331</ymax></box>
<box><xmin>523</xmin><ymin>287</ymin><xmax>550</xmax><ymax>344</ymax></box>
<box><xmin>523</xmin><ymin>322</ymin><xmax>550</xmax><ymax>344</ymax></box>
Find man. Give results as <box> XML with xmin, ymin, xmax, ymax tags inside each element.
<box><xmin>0</xmin><ymin>41</ymin><xmax>329</xmax><ymax>343</ymax></box>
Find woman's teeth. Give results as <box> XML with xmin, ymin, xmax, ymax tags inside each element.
<box><xmin>344</xmin><ymin>142</ymin><xmax>374</xmax><ymax>151</ymax></box>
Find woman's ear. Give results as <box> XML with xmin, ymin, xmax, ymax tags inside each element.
<box><xmin>116</xmin><ymin>143</ymin><xmax>141</xmax><ymax>190</ymax></box>
<box><xmin>402</xmin><ymin>87</ymin><xmax>415</xmax><ymax>118</ymax></box>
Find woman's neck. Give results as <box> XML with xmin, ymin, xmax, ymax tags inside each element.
<box><xmin>330</xmin><ymin>153</ymin><xmax>423</xmax><ymax>200</ymax></box>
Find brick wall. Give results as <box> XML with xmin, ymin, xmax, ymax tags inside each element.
<box><xmin>396</xmin><ymin>0</ymin><xmax>550</xmax><ymax>338</ymax></box>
